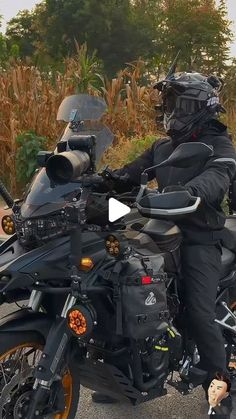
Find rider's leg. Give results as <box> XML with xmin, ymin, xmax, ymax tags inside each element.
<box><xmin>181</xmin><ymin>243</ymin><xmax>232</xmax><ymax>417</ymax></box>
<box><xmin>181</xmin><ymin>243</ymin><xmax>227</xmax><ymax>379</ymax></box>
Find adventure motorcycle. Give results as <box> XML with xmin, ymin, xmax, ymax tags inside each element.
<box><xmin>0</xmin><ymin>94</ymin><xmax>236</xmax><ymax>418</ymax></box>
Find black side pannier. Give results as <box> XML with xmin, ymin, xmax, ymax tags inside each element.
<box><xmin>112</xmin><ymin>254</ymin><xmax>169</xmax><ymax>340</ymax></box>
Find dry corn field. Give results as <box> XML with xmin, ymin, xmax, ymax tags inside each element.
<box><xmin>0</xmin><ymin>55</ymin><xmax>235</xmax><ymax>195</ymax></box>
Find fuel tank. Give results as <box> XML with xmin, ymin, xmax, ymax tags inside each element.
<box><xmin>141</xmin><ymin>219</ymin><xmax>182</xmax><ymax>273</ymax></box>
<box><xmin>0</xmin><ymin>231</ymin><xmax>108</xmax><ymax>292</ymax></box>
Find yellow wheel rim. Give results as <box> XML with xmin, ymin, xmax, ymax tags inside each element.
<box><xmin>230</xmin><ymin>301</ymin><xmax>236</xmax><ymax>311</ymax></box>
<box><xmin>229</xmin><ymin>361</ymin><xmax>236</xmax><ymax>369</ymax></box>
<box><xmin>55</xmin><ymin>372</ymin><xmax>73</xmax><ymax>419</ymax></box>
<box><xmin>228</xmin><ymin>302</ymin><xmax>236</xmax><ymax>370</ymax></box>
<box><xmin>0</xmin><ymin>342</ymin><xmax>73</xmax><ymax>418</ymax></box>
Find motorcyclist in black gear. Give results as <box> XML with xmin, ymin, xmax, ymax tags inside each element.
<box><xmin>92</xmin><ymin>72</ymin><xmax>236</xmax><ymax>411</ymax></box>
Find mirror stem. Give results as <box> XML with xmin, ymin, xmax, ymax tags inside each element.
<box><xmin>141</xmin><ymin>172</ymin><xmax>148</xmax><ymax>185</ymax></box>
<box><xmin>136</xmin><ymin>172</ymin><xmax>149</xmax><ymax>202</ymax></box>
<box><xmin>143</xmin><ymin>159</ymin><xmax>168</xmax><ymax>174</ymax></box>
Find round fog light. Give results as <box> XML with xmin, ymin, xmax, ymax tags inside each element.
<box><xmin>105</xmin><ymin>235</ymin><xmax>120</xmax><ymax>256</ymax></box>
<box><xmin>67</xmin><ymin>304</ymin><xmax>96</xmax><ymax>337</ymax></box>
<box><xmin>1</xmin><ymin>215</ymin><xmax>15</xmax><ymax>235</ymax></box>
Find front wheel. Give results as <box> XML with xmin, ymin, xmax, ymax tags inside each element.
<box><xmin>0</xmin><ymin>332</ymin><xmax>80</xmax><ymax>418</ymax></box>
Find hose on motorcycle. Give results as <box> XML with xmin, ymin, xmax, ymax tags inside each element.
<box><xmin>0</xmin><ymin>180</ymin><xmax>14</xmax><ymax>208</ymax></box>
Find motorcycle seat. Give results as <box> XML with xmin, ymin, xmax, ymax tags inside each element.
<box><xmin>221</xmin><ymin>217</ymin><xmax>236</xmax><ymax>253</ymax></box>
<box><xmin>140</xmin><ymin>219</ymin><xmax>182</xmax><ymax>252</ymax></box>
<box><xmin>220</xmin><ymin>217</ymin><xmax>236</xmax><ymax>276</ymax></box>
<box><xmin>220</xmin><ymin>247</ymin><xmax>235</xmax><ymax>277</ymax></box>
<box><xmin>225</xmin><ymin>216</ymin><xmax>236</xmax><ymax>241</ymax></box>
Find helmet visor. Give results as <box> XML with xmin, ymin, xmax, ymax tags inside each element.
<box><xmin>163</xmin><ymin>89</ymin><xmax>205</xmax><ymax>117</ymax></box>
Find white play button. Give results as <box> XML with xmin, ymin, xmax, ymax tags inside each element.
<box><xmin>108</xmin><ymin>198</ymin><xmax>131</xmax><ymax>222</ymax></box>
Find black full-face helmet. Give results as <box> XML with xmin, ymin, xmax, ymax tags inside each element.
<box><xmin>155</xmin><ymin>72</ymin><xmax>225</xmax><ymax>144</ymax></box>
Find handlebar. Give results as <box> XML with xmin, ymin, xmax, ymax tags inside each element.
<box><xmin>136</xmin><ymin>190</ymin><xmax>201</xmax><ymax>219</ymax></box>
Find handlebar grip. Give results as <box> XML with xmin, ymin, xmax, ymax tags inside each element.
<box><xmin>0</xmin><ymin>180</ymin><xmax>14</xmax><ymax>208</ymax></box>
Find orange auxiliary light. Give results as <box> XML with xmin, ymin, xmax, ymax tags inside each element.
<box><xmin>68</xmin><ymin>309</ymin><xmax>87</xmax><ymax>336</ymax></box>
<box><xmin>80</xmin><ymin>257</ymin><xmax>94</xmax><ymax>272</ymax></box>
<box><xmin>1</xmin><ymin>215</ymin><xmax>15</xmax><ymax>235</ymax></box>
<box><xmin>67</xmin><ymin>304</ymin><xmax>96</xmax><ymax>337</ymax></box>
<box><xmin>105</xmin><ymin>235</ymin><xmax>120</xmax><ymax>256</ymax></box>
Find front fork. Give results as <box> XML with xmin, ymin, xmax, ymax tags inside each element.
<box><xmin>28</xmin><ymin>290</ymin><xmax>43</xmax><ymax>312</ymax></box>
<box><xmin>26</xmin><ymin>292</ymin><xmax>76</xmax><ymax>419</ymax></box>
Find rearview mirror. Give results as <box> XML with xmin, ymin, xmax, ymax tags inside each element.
<box><xmin>157</xmin><ymin>142</ymin><xmax>214</xmax><ymax>169</ymax></box>
<box><xmin>137</xmin><ymin>142</ymin><xmax>214</xmax><ymax>198</ymax></box>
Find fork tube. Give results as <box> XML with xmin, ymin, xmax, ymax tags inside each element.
<box><xmin>61</xmin><ymin>294</ymin><xmax>77</xmax><ymax>318</ymax></box>
<box><xmin>28</xmin><ymin>290</ymin><xmax>43</xmax><ymax>311</ymax></box>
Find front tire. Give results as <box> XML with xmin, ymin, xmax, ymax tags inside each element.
<box><xmin>0</xmin><ymin>332</ymin><xmax>80</xmax><ymax>418</ymax></box>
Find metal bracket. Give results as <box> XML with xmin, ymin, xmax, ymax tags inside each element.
<box><xmin>215</xmin><ymin>301</ymin><xmax>236</xmax><ymax>335</ymax></box>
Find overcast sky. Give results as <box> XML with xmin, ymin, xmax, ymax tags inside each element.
<box><xmin>1</xmin><ymin>0</ymin><xmax>236</xmax><ymax>57</ymax></box>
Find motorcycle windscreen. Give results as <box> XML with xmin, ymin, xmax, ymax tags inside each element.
<box><xmin>21</xmin><ymin>94</ymin><xmax>114</xmax><ymax>218</ymax></box>
<box><xmin>57</xmin><ymin>94</ymin><xmax>114</xmax><ymax>164</ymax></box>
<box><xmin>20</xmin><ymin>168</ymin><xmax>81</xmax><ymax>219</ymax></box>
<box><xmin>73</xmin><ymin>121</ymin><xmax>114</xmax><ymax>164</ymax></box>
<box><xmin>57</xmin><ymin>94</ymin><xmax>107</xmax><ymax>122</ymax></box>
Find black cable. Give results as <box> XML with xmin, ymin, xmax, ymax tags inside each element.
<box><xmin>0</xmin><ymin>180</ymin><xmax>14</xmax><ymax>208</ymax></box>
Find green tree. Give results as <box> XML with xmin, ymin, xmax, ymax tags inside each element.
<box><xmin>4</xmin><ymin>0</ymin><xmax>233</xmax><ymax>77</ymax></box>
<box><xmin>0</xmin><ymin>16</ymin><xmax>9</xmax><ymax>65</ymax></box>
<box><xmin>158</xmin><ymin>0</ymin><xmax>233</xmax><ymax>75</ymax></box>
<box><xmin>0</xmin><ymin>34</ymin><xmax>8</xmax><ymax>64</ymax></box>
<box><xmin>5</xmin><ymin>0</ymin><xmax>163</xmax><ymax>76</ymax></box>
<box><xmin>6</xmin><ymin>10</ymin><xmax>38</xmax><ymax>59</ymax></box>
<box><xmin>32</xmin><ymin>0</ymin><xmax>157</xmax><ymax>75</ymax></box>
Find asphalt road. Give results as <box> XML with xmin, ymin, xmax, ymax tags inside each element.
<box><xmin>78</xmin><ymin>386</ymin><xmax>208</xmax><ymax>419</ymax></box>
<box><xmin>0</xmin><ymin>302</ymin><xmax>210</xmax><ymax>419</ymax></box>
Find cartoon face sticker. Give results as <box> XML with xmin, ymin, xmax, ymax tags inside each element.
<box><xmin>208</xmin><ymin>379</ymin><xmax>229</xmax><ymax>408</ymax></box>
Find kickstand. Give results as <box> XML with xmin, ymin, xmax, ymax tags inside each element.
<box><xmin>168</xmin><ymin>374</ymin><xmax>193</xmax><ymax>395</ymax></box>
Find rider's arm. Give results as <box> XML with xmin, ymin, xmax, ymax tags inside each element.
<box><xmin>114</xmin><ymin>139</ymin><xmax>162</xmax><ymax>189</ymax></box>
<box><xmin>185</xmin><ymin>136</ymin><xmax>236</xmax><ymax>204</ymax></box>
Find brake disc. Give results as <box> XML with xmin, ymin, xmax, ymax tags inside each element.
<box><xmin>0</xmin><ymin>367</ymin><xmax>34</xmax><ymax>418</ymax></box>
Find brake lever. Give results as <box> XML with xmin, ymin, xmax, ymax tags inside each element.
<box><xmin>100</xmin><ymin>166</ymin><xmax>129</xmax><ymax>182</ymax></box>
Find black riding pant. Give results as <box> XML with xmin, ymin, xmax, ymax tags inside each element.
<box><xmin>181</xmin><ymin>243</ymin><xmax>227</xmax><ymax>379</ymax></box>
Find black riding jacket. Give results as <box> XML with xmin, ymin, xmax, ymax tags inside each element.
<box><xmin>116</xmin><ymin>120</ymin><xmax>236</xmax><ymax>242</ymax></box>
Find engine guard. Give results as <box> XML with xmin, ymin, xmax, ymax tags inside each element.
<box><xmin>76</xmin><ymin>358</ymin><xmax>167</xmax><ymax>405</ymax></box>
<box><xmin>0</xmin><ymin>308</ymin><xmax>52</xmax><ymax>340</ymax></box>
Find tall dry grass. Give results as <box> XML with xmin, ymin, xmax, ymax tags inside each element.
<box><xmin>102</xmin><ymin>61</ymin><xmax>159</xmax><ymax>141</ymax></box>
<box><xmin>1</xmin><ymin>51</ymin><xmax>236</xmax><ymax>195</ymax></box>
<box><xmin>221</xmin><ymin>65</ymin><xmax>236</xmax><ymax>142</ymax></box>
<box><xmin>0</xmin><ymin>57</ymin><xmax>159</xmax><ymax>194</ymax></box>
<box><xmin>0</xmin><ymin>65</ymin><xmax>75</xmax><ymax>193</ymax></box>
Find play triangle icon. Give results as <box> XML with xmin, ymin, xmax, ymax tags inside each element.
<box><xmin>108</xmin><ymin>197</ymin><xmax>131</xmax><ymax>222</ymax></box>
